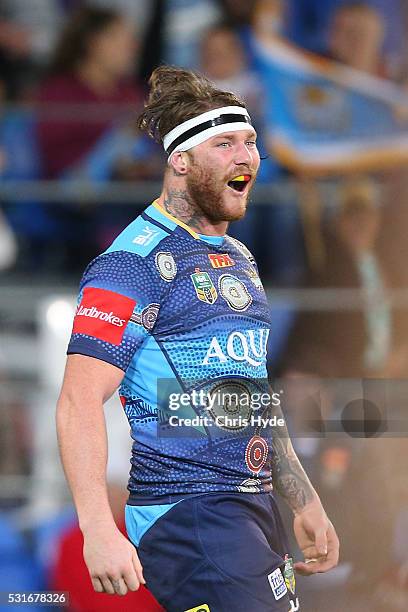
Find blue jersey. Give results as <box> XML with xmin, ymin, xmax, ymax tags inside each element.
<box><xmin>68</xmin><ymin>201</ymin><xmax>275</xmax><ymax>505</ymax></box>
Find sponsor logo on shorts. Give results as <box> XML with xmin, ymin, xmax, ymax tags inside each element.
<box><xmin>208</xmin><ymin>253</ymin><xmax>235</xmax><ymax>268</ymax></box>
<box><xmin>289</xmin><ymin>597</ymin><xmax>300</xmax><ymax>611</ymax></box>
<box><xmin>72</xmin><ymin>287</ymin><xmax>135</xmax><ymax>345</ymax></box>
<box><xmin>218</xmin><ymin>274</ymin><xmax>252</xmax><ymax>311</ymax></box>
<box><xmin>237</xmin><ymin>478</ymin><xmax>261</xmax><ymax>493</ymax></box>
<box><xmin>268</xmin><ymin>567</ymin><xmax>288</xmax><ymax>601</ymax></box>
<box><xmin>184</xmin><ymin>605</ymin><xmax>210</xmax><ymax>612</ymax></box>
<box><xmin>283</xmin><ymin>556</ymin><xmax>296</xmax><ymax>595</ymax></box>
<box><xmin>155</xmin><ymin>252</ymin><xmax>177</xmax><ymax>281</ymax></box>
<box><xmin>191</xmin><ymin>269</ymin><xmax>217</xmax><ymax>304</ymax></box>
<box><xmin>245</xmin><ymin>436</ymin><xmax>269</xmax><ymax>474</ymax></box>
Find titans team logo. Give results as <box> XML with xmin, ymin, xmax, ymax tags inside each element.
<box><xmin>218</xmin><ymin>274</ymin><xmax>252</xmax><ymax>311</ymax></box>
<box><xmin>245</xmin><ymin>436</ymin><xmax>268</xmax><ymax>474</ymax></box>
<box><xmin>191</xmin><ymin>270</ymin><xmax>217</xmax><ymax>304</ymax></box>
<box><xmin>155</xmin><ymin>252</ymin><xmax>177</xmax><ymax>281</ymax></box>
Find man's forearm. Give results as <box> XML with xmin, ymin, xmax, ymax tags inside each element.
<box><xmin>269</xmin><ymin>390</ymin><xmax>318</xmax><ymax>514</ymax></box>
<box><xmin>56</xmin><ymin>391</ymin><xmax>115</xmax><ymax>532</ymax></box>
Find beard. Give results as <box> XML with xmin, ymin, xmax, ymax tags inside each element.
<box><xmin>185</xmin><ymin>155</ymin><xmax>255</xmax><ymax>223</ymax></box>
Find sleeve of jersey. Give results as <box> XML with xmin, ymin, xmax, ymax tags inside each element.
<box><xmin>67</xmin><ymin>251</ymin><xmax>161</xmax><ymax>372</ymax></box>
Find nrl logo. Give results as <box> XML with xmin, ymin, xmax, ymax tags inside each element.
<box><xmin>191</xmin><ymin>269</ymin><xmax>217</xmax><ymax>304</ymax></box>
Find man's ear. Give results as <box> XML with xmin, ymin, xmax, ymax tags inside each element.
<box><xmin>169</xmin><ymin>151</ymin><xmax>189</xmax><ymax>175</ymax></box>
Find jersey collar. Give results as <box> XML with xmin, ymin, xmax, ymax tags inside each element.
<box><xmin>147</xmin><ymin>200</ymin><xmax>225</xmax><ymax>246</ymax></box>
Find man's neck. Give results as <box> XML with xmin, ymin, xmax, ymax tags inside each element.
<box><xmin>156</xmin><ymin>184</ymin><xmax>228</xmax><ymax>237</ymax></box>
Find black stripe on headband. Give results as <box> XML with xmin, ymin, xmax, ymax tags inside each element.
<box><xmin>166</xmin><ymin>113</ymin><xmax>251</xmax><ymax>155</ymax></box>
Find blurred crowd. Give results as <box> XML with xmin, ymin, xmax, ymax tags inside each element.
<box><xmin>0</xmin><ymin>0</ymin><xmax>407</xmax><ymax>274</ymax></box>
<box><xmin>1</xmin><ymin>1</ymin><xmax>408</xmax><ymax>611</ymax></box>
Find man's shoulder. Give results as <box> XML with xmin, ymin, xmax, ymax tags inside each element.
<box><xmin>78</xmin><ymin>204</ymin><xmax>178</xmax><ymax>292</ymax></box>
<box><xmin>225</xmin><ymin>235</ymin><xmax>257</xmax><ymax>265</ymax></box>
<box><xmin>104</xmin><ymin>206</ymin><xmax>172</xmax><ymax>259</ymax></box>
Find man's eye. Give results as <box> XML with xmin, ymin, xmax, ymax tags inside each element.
<box><xmin>217</xmin><ymin>142</ymin><xmax>231</xmax><ymax>147</ymax></box>
<box><xmin>246</xmin><ymin>141</ymin><xmax>257</xmax><ymax>146</ymax></box>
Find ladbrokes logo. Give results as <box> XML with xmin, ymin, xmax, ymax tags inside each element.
<box><xmin>76</xmin><ymin>305</ymin><xmax>125</xmax><ymax>327</ymax></box>
<box><xmin>72</xmin><ymin>287</ymin><xmax>136</xmax><ymax>345</ymax></box>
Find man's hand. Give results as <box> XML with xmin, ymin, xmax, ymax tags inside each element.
<box><xmin>293</xmin><ymin>499</ymin><xmax>340</xmax><ymax>575</ymax></box>
<box><xmin>83</xmin><ymin>522</ymin><xmax>146</xmax><ymax>595</ymax></box>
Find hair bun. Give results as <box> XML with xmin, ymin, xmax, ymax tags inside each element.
<box><xmin>137</xmin><ymin>65</ymin><xmax>245</xmax><ymax>144</ymax></box>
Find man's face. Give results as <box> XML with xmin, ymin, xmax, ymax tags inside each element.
<box><xmin>184</xmin><ymin>128</ymin><xmax>260</xmax><ymax>222</ymax></box>
<box><xmin>201</xmin><ymin>29</ymin><xmax>246</xmax><ymax>81</ymax></box>
<box><xmin>91</xmin><ymin>18</ymin><xmax>136</xmax><ymax>78</ymax></box>
<box><xmin>329</xmin><ymin>8</ymin><xmax>384</xmax><ymax>72</ymax></box>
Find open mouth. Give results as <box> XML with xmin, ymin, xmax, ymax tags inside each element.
<box><xmin>227</xmin><ymin>174</ymin><xmax>251</xmax><ymax>193</ymax></box>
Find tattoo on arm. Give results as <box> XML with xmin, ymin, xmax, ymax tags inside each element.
<box><xmin>269</xmin><ymin>391</ymin><xmax>315</xmax><ymax>513</ymax></box>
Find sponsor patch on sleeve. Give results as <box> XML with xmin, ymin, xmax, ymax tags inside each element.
<box><xmin>72</xmin><ymin>287</ymin><xmax>136</xmax><ymax>345</ymax></box>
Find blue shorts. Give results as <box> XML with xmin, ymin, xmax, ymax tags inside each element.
<box><xmin>134</xmin><ymin>492</ymin><xmax>301</xmax><ymax>612</ymax></box>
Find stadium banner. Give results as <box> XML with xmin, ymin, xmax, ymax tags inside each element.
<box><xmin>252</xmin><ymin>35</ymin><xmax>408</xmax><ymax>175</ymax></box>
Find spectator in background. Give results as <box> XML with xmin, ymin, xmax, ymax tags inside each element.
<box><xmin>215</xmin><ymin>0</ymin><xmax>258</xmax><ymax>52</ymax></box>
<box><xmin>88</xmin><ymin>0</ymin><xmax>152</xmax><ymax>74</ymax></box>
<box><xmin>0</xmin><ymin>68</ymin><xmax>48</xmax><ymax>266</ymax></box>
<box><xmin>138</xmin><ymin>0</ymin><xmax>222</xmax><ymax>81</ymax></box>
<box><xmin>200</xmin><ymin>23</ymin><xmax>263</xmax><ymax>121</ymax></box>
<box><xmin>35</xmin><ymin>6</ymin><xmax>161</xmax><ymax>264</ymax></box>
<box><xmin>88</xmin><ymin>0</ymin><xmax>151</xmax><ymax>36</ymax></box>
<box><xmin>276</xmin><ymin>180</ymin><xmax>408</xmax><ymax>600</ymax></box>
<box><xmin>217</xmin><ymin>0</ymin><xmax>256</xmax><ymax>25</ymax></box>
<box><xmin>36</xmin><ymin>6</ymin><xmax>142</xmax><ymax>180</ymax></box>
<box><xmin>0</xmin><ymin>0</ymin><xmax>64</xmax><ymax>100</ymax></box>
<box><xmin>251</xmin><ymin>0</ymin><xmax>287</xmax><ymax>44</ymax></box>
<box><xmin>287</xmin><ymin>0</ymin><xmax>405</xmax><ymax>79</ymax></box>
<box><xmin>278</xmin><ymin>178</ymin><xmax>408</xmax><ymax>380</ymax></box>
<box><xmin>327</xmin><ymin>2</ymin><xmax>387</xmax><ymax>77</ymax></box>
<box><xmin>199</xmin><ymin>21</ymin><xmax>276</xmax><ymax>263</ymax></box>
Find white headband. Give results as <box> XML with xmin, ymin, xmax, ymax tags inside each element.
<box><xmin>163</xmin><ymin>106</ymin><xmax>252</xmax><ymax>158</ymax></box>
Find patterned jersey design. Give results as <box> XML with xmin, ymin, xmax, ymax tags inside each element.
<box><xmin>68</xmin><ymin>202</ymin><xmax>274</xmax><ymax>503</ymax></box>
